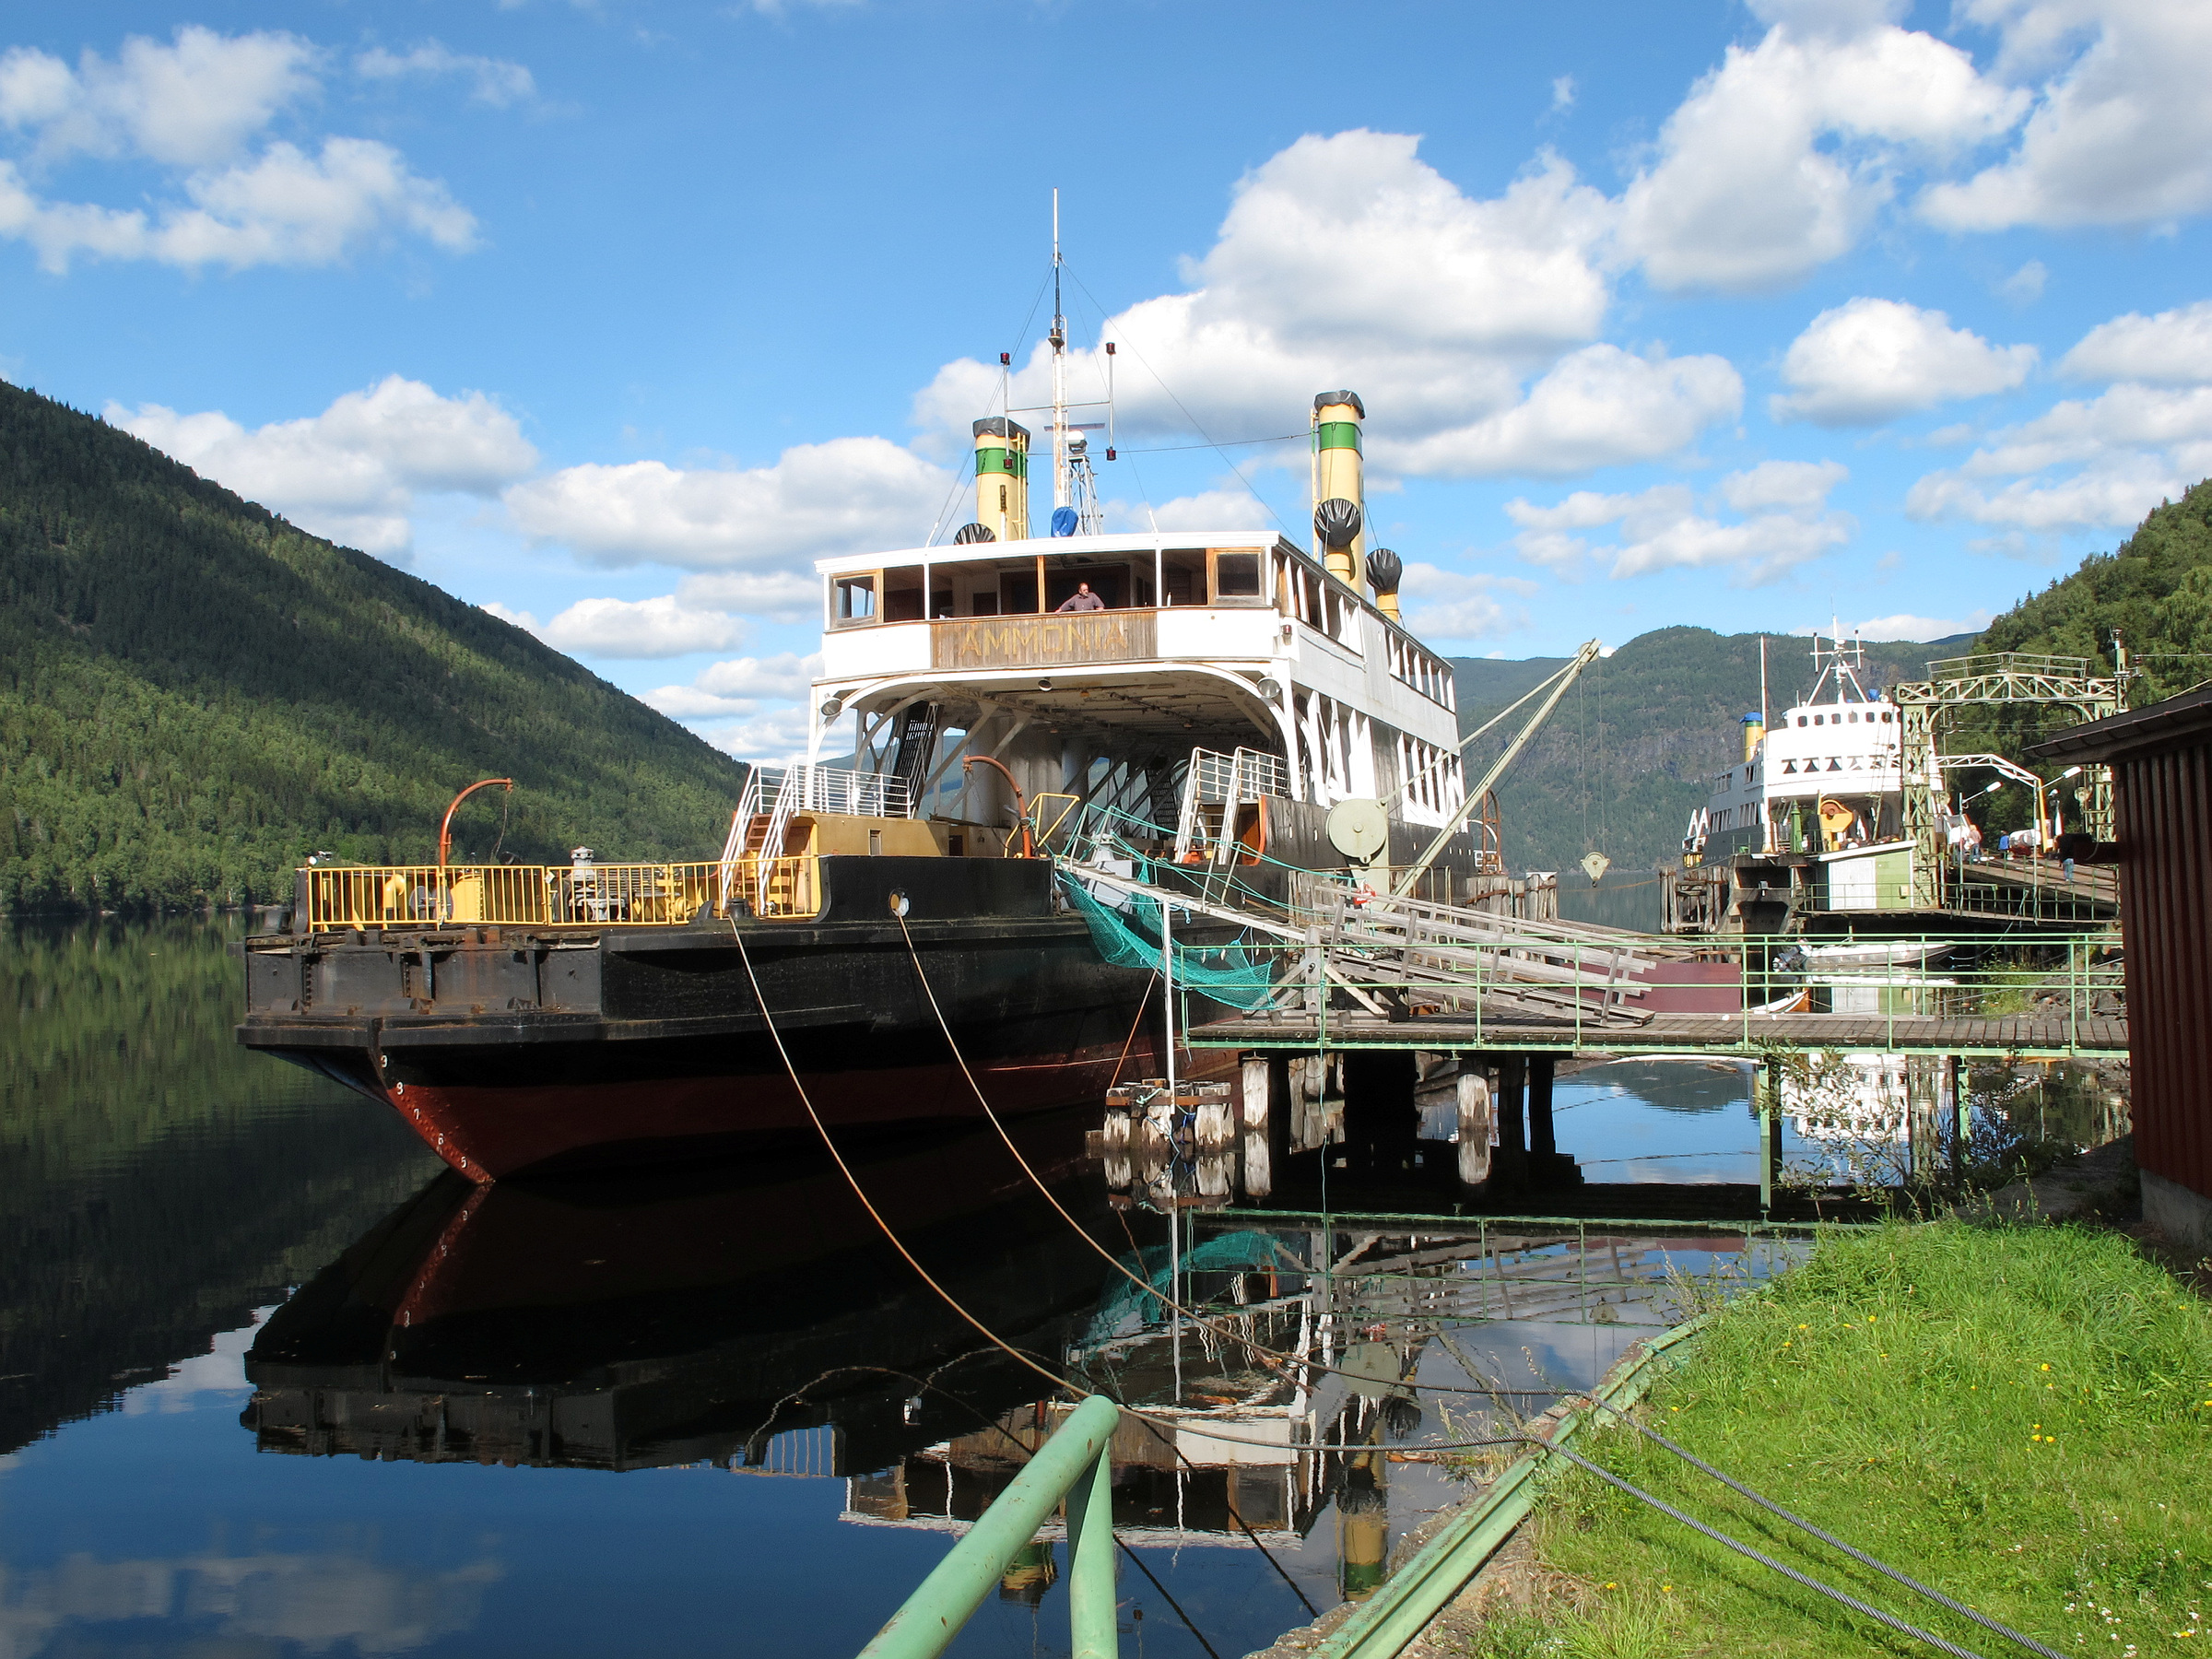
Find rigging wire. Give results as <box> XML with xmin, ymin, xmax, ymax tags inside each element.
<box><xmin>1063</xmin><ymin>265</ymin><xmax>1297</xmax><ymax>538</ymax></box>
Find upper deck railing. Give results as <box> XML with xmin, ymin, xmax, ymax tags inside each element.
<box><xmin>297</xmin><ymin>855</ymin><xmax>821</xmax><ymax>930</ymax></box>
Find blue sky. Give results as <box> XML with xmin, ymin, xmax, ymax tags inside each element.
<box><xmin>6</xmin><ymin>0</ymin><xmax>2211</xmax><ymax>759</ymax></box>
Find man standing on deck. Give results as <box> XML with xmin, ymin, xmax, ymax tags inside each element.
<box><xmin>1056</xmin><ymin>581</ymin><xmax>1104</xmax><ymax>612</ymax></box>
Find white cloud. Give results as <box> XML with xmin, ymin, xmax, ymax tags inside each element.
<box><xmin>1907</xmin><ymin>452</ymin><xmax>2186</xmax><ymax>530</ymax></box>
<box><xmin>1115</xmin><ymin>487</ymin><xmax>1272</xmax><ymax>534</ymax></box>
<box><xmin>1922</xmin><ymin>0</ymin><xmax>2212</xmax><ymax>230</ymax></box>
<box><xmin>112</xmin><ymin>375</ymin><xmax>535</xmax><ymax>556</ymax></box>
<box><xmin>504</xmin><ymin>437</ymin><xmax>950</xmax><ymax>571</ymax></box>
<box><xmin>357</xmin><ymin>42</ymin><xmax>535</xmax><ymax>107</ymax></box>
<box><xmin>1397</xmin><ymin>562</ymin><xmax>1532</xmax><ymax>641</ymax></box>
<box><xmin>1771</xmin><ymin>298</ymin><xmax>2038</xmax><ymax>425</ymax></box>
<box><xmin>0</xmin><ymin>27</ymin><xmax>318</xmax><ymax>166</ymax></box>
<box><xmin>1550</xmin><ymin>76</ymin><xmax>1576</xmax><ymax>111</ymax></box>
<box><xmin>695</xmin><ymin>705</ymin><xmax>816</xmax><ymax>763</ymax></box>
<box><xmin>1718</xmin><ymin>458</ymin><xmax>1850</xmax><ymax>512</ymax></box>
<box><xmin>1851</xmin><ymin>609</ymin><xmax>1994</xmax><ymax>641</ymax></box>
<box><xmin>1508</xmin><ymin>462</ymin><xmax>1854</xmax><ymax>585</ymax></box>
<box><xmin>2000</xmin><ymin>259</ymin><xmax>2049</xmax><ymax>303</ymax></box>
<box><xmin>644</xmin><ymin>652</ymin><xmax>820</xmax><ymax>718</ymax></box>
<box><xmin>2060</xmin><ymin>299</ymin><xmax>2212</xmax><ymax>386</ymax></box>
<box><xmin>1383</xmin><ymin>344</ymin><xmax>1743</xmax><ymax>477</ymax></box>
<box><xmin>1619</xmin><ymin>16</ymin><xmax>2024</xmax><ymax>291</ymax></box>
<box><xmin>1905</xmin><ymin>376</ymin><xmax>2212</xmax><ymax>531</ymax></box>
<box><xmin>673</xmin><ymin>570</ymin><xmax>822</xmax><ymax>623</ymax></box>
<box><xmin>916</xmin><ymin>134</ymin><xmax>1733</xmax><ymax>481</ymax></box>
<box><xmin>0</xmin><ymin>27</ymin><xmax>477</xmax><ymax>273</ymax></box>
<box><xmin>0</xmin><ymin>137</ymin><xmax>476</xmax><ymax>273</ymax></box>
<box><xmin>532</xmin><ymin>594</ymin><xmax>747</xmax><ymax>659</ymax></box>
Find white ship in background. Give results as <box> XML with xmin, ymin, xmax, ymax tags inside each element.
<box><xmin>1687</xmin><ymin>630</ymin><xmax>1907</xmax><ymax>865</ymax></box>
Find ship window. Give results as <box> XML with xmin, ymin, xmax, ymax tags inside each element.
<box><xmin>1046</xmin><ymin>564</ymin><xmax>1127</xmax><ymax>609</ymax></box>
<box><xmin>1796</xmin><ymin>716</ymin><xmax>1807</xmax><ymax>727</ymax></box>
<box><xmin>832</xmin><ymin>573</ymin><xmax>877</xmax><ymax>627</ymax></box>
<box><xmin>1813</xmin><ymin>714</ymin><xmax>1824</xmax><ymax>725</ymax></box>
<box><xmin>1162</xmin><ymin>548</ymin><xmax>1205</xmax><ymax>606</ymax></box>
<box><xmin>1211</xmin><ymin>550</ymin><xmax>1264</xmax><ymax>602</ymax></box>
<box><xmin>883</xmin><ymin>565</ymin><xmax>924</xmax><ymax>622</ymax></box>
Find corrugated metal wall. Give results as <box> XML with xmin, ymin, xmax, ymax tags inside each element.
<box><xmin>2116</xmin><ymin>741</ymin><xmax>2212</xmax><ymax>1202</ymax></box>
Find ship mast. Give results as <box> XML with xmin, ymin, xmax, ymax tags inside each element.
<box><xmin>1046</xmin><ymin>189</ymin><xmax>1105</xmax><ymax>535</ymax></box>
<box><xmin>1050</xmin><ymin>189</ymin><xmax>1068</xmax><ymax>517</ymax></box>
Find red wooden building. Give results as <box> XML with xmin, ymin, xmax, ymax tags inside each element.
<box><xmin>2032</xmin><ymin>683</ymin><xmax>2212</xmax><ymax>1252</ymax></box>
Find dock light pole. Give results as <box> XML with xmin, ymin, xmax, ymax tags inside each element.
<box><xmin>439</xmin><ymin>778</ymin><xmax>513</xmax><ymax>884</ymax></box>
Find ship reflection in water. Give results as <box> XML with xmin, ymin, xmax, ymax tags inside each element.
<box><xmin>240</xmin><ymin>1113</ymin><xmax>1803</xmax><ymax>1624</ymax></box>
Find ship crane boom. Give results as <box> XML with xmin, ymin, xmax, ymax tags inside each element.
<box><xmin>1394</xmin><ymin>639</ymin><xmax>1604</xmax><ymax>897</ymax></box>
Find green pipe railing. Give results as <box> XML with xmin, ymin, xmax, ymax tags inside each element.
<box><xmin>860</xmin><ymin>1393</ymin><xmax>1122</xmax><ymax>1659</ymax></box>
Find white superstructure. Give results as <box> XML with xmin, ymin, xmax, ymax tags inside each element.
<box><xmin>1687</xmin><ymin>630</ymin><xmax>1908</xmax><ymax>860</ymax></box>
<box><xmin>807</xmin><ymin>524</ymin><xmax>1467</xmax><ymax>837</ymax></box>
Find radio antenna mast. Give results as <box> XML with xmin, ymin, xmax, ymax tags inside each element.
<box><xmin>1050</xmin><ymin>189</ymin><xmax>1068</xmax><ymax>517</ymax></box>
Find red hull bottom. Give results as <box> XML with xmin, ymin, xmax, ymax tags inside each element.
<box><xmin>383</xmin><ymin>1037</ymin><xmax>1230</xmax><ymax>1182</ymax></box>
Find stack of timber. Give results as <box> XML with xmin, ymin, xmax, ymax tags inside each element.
<box><xmin>1276</xmin><ymin>878</ymin><xmax>1702</xmax><ymax>1028</ymax></box>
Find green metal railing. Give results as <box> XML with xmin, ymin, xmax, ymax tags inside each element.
<box><xmin>860</xmin><ymin>1394</ymin><xmax>1121</xmax><ymax>1659</ymax></box>
<box><xmin>1174</xmin><ymin>930</ymin><xmax>2124</xmax><ymax>1059</ymax></box>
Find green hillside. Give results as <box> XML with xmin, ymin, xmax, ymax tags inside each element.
<box><xmin>1958</xmin><ymin>481</ymin><xmax>2212</xmax><ymax>775</ymax></box>
<box><xmin>1448</xmin><ymin>629</ymin><xmax>1970</xmax><ymax>877</ymax></box>
<box><xmin>0</xmin><ymin>380</ymin><xmax>747</xmax><ymax>912</ymax></box>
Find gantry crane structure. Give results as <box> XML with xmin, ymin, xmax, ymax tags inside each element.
<box><xmin>1892</xmin><ymin>650</ymin><xmax>2128</xmax><ymax>909</ymax></box>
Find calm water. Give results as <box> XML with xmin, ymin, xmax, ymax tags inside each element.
<box><xmin>0</xmin><ymin>915</ymin><xmax>2080</xmax><ymax>1659</ymax></box>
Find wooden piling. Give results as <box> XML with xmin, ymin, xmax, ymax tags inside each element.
<box><xmin>1455</xmin><ymin>1056</ymin><xmax>1492</xmax><ymax>1188</ymax></box>
<box><xmin>1240</xmin><ymin>1054</ymin><xmax>1273</xmax><ymax>1198</ymax></box>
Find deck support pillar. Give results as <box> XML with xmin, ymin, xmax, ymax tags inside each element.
<box><xmin>1947</xmin><ymin>1054</ymin><xmax>1966</xmax><ymax>1188</ymax></box>
<box><xmin>1757</xmin><ymin>1061</ymin><xmax>1782</xmax><ymax>1218</ymax></box>
<box><xmin>1528</xmin><ymin>1055</ymin><xmax>1557</xmax><ymax>1157</ymax></box>
<box><xmin>1495</xmin><ymin>1055</ymin><xmax>1526</xmax><ymax>1187</ymax></box>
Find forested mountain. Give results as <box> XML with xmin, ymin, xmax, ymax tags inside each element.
<box><xmin>1448</xmin><ymin>628</ymin><xmax>1970</xmax><ymax>877</ymax></box>
<box><xmin>0</xmin><ymin>381</ymin><xmax>746</xmax><ymax>912</ymax></box>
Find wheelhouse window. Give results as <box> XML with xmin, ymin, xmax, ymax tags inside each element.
<box><xmin>1161</xmin><ymin>549</ymin><xmax>1205</xmax><ymax>606</ymax></box>
<box><xmin>832</xmin><ymin>573</ymin><xmax>877</xmax><ymax>627</ymax></box>
<box><xmin>1210</xmin><ymin>549</ymin><xmax>1265</xmax><ymax>604</ymax></box>
<box><xmin>883</xmin><ymin>565</ymin><xmax>924</xmax><ymax>622</ymax></box>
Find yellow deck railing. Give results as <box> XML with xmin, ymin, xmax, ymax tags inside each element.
<box><xmin>300</xmin><ymin>857</ymin><xmax>821</xmax><ymax>930</ymax></box>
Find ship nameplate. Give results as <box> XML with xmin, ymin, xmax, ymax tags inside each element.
<box><xmin>930</xmin><ymin>610</ymin><xmax>1156</xmax><ymax>671</ymax></box>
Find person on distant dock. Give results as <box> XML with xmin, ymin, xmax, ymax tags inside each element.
<box><xmin>1056</xmin><ymin>581</ymin><xmax>1105</xmax><ymax>612</ymax></box>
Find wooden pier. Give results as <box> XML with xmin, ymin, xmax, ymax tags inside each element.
<box><xmin>1193</xmin><ymin>1008</ymin><xmax>2126</xmax><ymax>1061</ymax></box>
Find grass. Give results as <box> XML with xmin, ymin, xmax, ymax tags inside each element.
<box><xmin>1459</xmin><ymin>1219</ymin><xmax>2212</xmax><ymax>1658</ymax></box>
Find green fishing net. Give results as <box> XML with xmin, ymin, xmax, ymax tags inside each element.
<box><xmin>1060</xmin><ymin>876</ymin><xmax>1277</xmax><ymax>1010</ymax></box>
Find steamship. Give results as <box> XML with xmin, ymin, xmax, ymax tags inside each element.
<box><xmin>241</xmin><ymin>309</ymin><xmax>1491</xmax><ymax>1180</ymax></box>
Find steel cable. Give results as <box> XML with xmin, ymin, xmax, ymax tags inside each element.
<box><xmin>1582</xmin><ymin>1398</ymin><xmax>2067</xmax><ymax>1659</ymax></box>
<box><xmin>1540</xmin><ymin>1440</ymin><xmax>1993</xmax><ymax>1659</ymax></box>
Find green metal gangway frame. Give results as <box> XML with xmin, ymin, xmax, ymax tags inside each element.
<box><xmin>859</xmin><ymin>1393</ymin><xmax>1122</xmax><ymax>1659</ymax></box>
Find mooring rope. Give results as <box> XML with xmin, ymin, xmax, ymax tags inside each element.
<box><xmin>738</xmin><ymin>921</ymin><xmax>2041</xmax><ymax>1659</ymax></box>
<box><xmin>892</xmin><ymin>910</ymin><xmax>1577</xmax><ymax>1404</ymax></box>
